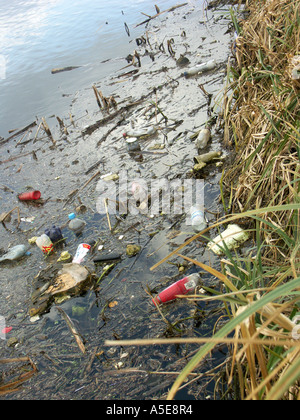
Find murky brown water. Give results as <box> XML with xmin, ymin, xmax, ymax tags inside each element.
<box><xmin>0</xmin><ymin>1</ymin><xmax>234</xmax><ymax>400</ymax></box>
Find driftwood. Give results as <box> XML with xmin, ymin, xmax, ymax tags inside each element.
<box><xmin>135</xmin><ymin>3</ymin><xmax>188</xmax><ymax>27</ymax></box>
<box><xmin>0</xmin><ymin>206</ymin><xmax>20</xmax><ymax>230</ymax></box>
<box><xmin>82</xmin><ymin>99</ymin><xmax>145</xmax><ymax>136</ymax></box>
<box><xmin>41</xmin><ymin>117</ymin><xmax>56</xmax><ymax>146</ymax></box>
<box><xmin>57</xmin><ymin>306</ymin><xmax>86</xmax><ymax>354</ymax></box>
<box><xmin>64</xmin><ymin>170</ymin><xmax>101</xmax><ymax>207</ymax></box>
<box><xmin>0</xmin><ymin>121</ymin><xmax>37</xmax><ymax>146</ymax></box>
<box><xmin>51</xmin><ymin>66</ymin><xmax>81</xmax><ymax>74</ymax></box>
<box><xmin>0</xmin><ymin>151</ymin><xmax>36</xmax><ymax>165</ymax></box>
<box><xmin>0</xmin><ymin>357</ymin><xmax>37</xmax><ymax>396</ymax></box>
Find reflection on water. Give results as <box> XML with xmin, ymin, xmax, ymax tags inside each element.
<box><xmin>0</xmin><ymin>0</ymin><xmax>187</xmax><ymax>136</ymax></box>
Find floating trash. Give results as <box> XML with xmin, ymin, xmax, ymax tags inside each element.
<box><xmin>207</xmin><ymin>224</ymin><xmax>249</xmax><ymax>255</ymax></box>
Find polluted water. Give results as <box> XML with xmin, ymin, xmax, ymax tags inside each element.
<box><xmin>0</xmin><ymin>1</ymin><xmax>239</xmax><ymax>400</ymax></box>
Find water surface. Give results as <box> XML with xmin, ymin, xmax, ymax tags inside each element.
<box><xmin>0</xmin><ymin>0</ymin><xmax>188</xmax><ymax>136</ymax></box>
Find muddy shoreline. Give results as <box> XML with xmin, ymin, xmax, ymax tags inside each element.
<box><xmin>0</xmin><ymin>2</ymin><xmax>235</xmax><ymax>400</ymax></box>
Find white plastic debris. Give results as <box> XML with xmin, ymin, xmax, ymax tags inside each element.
<box><xmin>207</xmin><ymin>224</ymin><xmax>249</xmax><ymax>255</ymax></box>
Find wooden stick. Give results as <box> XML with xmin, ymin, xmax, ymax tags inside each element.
<box><xmin>92</xmin><ymin>85</ymin><xmax>102</xmax><ymax>109</ymax></box>
<box><xmin>0</xmin><ymin>151</ymin><xmax>33</xmax><ymax>165</ymax></box>
<box><xmin>104</xmin><ymin>198</ymin><xmax>112</xmax><ymax>231</ymax></box>
<box><xmin>42</xmin><ymin>117</ymin><xmax>56</xmax><ymax>146</ymax></box>
<box><xmin>0</xmin><ymin>121</ymin><xmax>37</xmax><ymax>146</ymax></box>
<box><xmin>135</xmin><ymin>3</ymin><xmax>188</xmax><ymax>27</ymax></box>
<box><xmin>33</xmin><ymin>122</ymin><xmax>42</xmax><ymax>143</ymax></box>
<box><xmin>57</xmin><ymin>306</ymin><xmax>86</xmax><ymax>354</ymax></box>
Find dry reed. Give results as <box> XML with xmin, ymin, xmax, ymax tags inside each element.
<box><xmin>222</xmin><ymin>0</ymin><xmax>300</xmax><ymax>262</ymax></box>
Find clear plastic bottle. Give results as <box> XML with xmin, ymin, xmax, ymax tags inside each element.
<box><xmin>184</xmin><ymin>59</ymin><xmax>216</xmax><ymax>77</ymax></box>
<box><xmin>68</xmin><ymin>213</ymin><xmax>86</xmax><ymax>235</ymax></box>
<box><xmin>0</xmin><ymin>245</ymin><xmax>29</xmax><ymax>262</ymax></box>
<box><xmin>190</xmin><ymin>205</ymin><xmax>207</xmax><ymax>232</ymax></box>
<box><xmin>36</xmin><ymin>234</ymin><xmax>54</xmax><ymax>255</ymax></box>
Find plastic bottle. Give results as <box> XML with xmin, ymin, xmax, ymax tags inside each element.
<box><xmin>45</xmin><ymin>225</ymin><xmax>63</xmax><ymax>244</ymax></box>
<box><xmin>152</xmin><ymin>273</ymin><xmax>201</xmax><ymax>305</ymax></box>
<box><xmin>190</xmin><ymin>205</ymin><xmax>207</xmax><ymax>232</ymax></box>
<box><xmin>184</xmin><ymin>59</ymin><xmax>216</xmax><ymax>77</ymax></box>
<box><xmin>125</xmin><ymin>137</ymin><xmax>141</xmax><ymax>152</ymax></box>
<box><xmin>68</xmin><ymin>213</ymin><xmax>86</xmax><ymax>235</ymax></box>
<box><xmin>36</xmin><ymin>234</ymin><xmax>54</xmax><ymax>255</ymax></box>
<box><xmin>0</xmin><ymin>245</ymin><xmax>29</xmax><ymax>263</ymax></box>
<box><xmin>123</xmin><ymin>126</ymin><xmax>157</xmax><ymax>138</ymax></box>
<box><xmin>196</xmin><ymin>128</ymin><xmax>211</xmax><ymax>150</ymax></box>
<box><xmin>72</xmin><ymin>241</ymin><xmax>95</xmax><ymax>264</ymax></box>
<box><xmin>207</xmin><ymin>224</ymin><xmax>249</xmax><ymax>255</ymax></box>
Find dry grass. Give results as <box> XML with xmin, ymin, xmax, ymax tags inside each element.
<box><xmin>222</xmin><ymin>0</ymin><xmax>300</xmax><ymax>261</ymax></box>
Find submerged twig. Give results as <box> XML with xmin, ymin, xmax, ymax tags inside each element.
<box><xmin>57</xmin><ymin>306</ymin><xmax>86</xmax><ymax>354</ymax></box>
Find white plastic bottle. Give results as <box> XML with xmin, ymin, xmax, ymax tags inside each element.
<box><xmin>190</xmin><ymin>206</ymin><xmax>207</xmax><ymax>232</ymax></box>
<box><xmin>36</xmin><ymin>234</ymin><xmax>54</xmax><ymax>255</ymax></box>
<box><xmin>184</xmin><ymin>59</ymin><xmax>216</xmax><ymax>77</ymax></box>
<box><xmin>72</xmin><ymin>242</ymin><xmax>94</xmax><ymax>264</ymax></box>
<box><xmin>68</xmin><ymin>213</ymin><xmax>86</xmax><ymax>235</ymax></box>
<box><xmin>196</xmin><ymin>128</ymin><xmax>211</xmax><ymax>149</ymax></box>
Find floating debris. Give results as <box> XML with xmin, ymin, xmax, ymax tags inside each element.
<box><xmin>207</xmin><ymin>224</ymin><xmax>249</xmax><ymax>255</ymax></box>
<box><xmin>51</xmin><ymin>66</ymin><xmax>81</xmax><ymax>74</ymax></box>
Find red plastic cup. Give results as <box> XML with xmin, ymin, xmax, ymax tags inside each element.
<box><xmin>18</xmin><ymin>190</ymin><xmax>41</xmax><ymax>201</ymax></box>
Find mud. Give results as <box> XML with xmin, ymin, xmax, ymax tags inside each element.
<box><xmin>0</xmin><ymin>3</ymin><xmax>234</xmax><ymax>400</ymax></box>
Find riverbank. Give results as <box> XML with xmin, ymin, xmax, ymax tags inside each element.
<box><xmin>1</xmin><ymin>0</ymin><xmax>298</xmax><ymax>401</ymax></box>
<box><xmin>0</xmin><ymin>2</ymin><xmax>234</xmax><ymax>400</ymax></box>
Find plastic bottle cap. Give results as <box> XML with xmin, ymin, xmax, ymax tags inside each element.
<box><xmin>68</xmin><ymin>213</ymin><xmax>76</xmax><ymax>220</ymax></box>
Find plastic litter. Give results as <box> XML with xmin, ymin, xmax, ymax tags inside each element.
<box><xmin>45</xmin><ymin>225</ymin><xmax>63</xmax><ymax>244</ymax></box>
<box><xmin>184</xmin><ymin>59</ymin><xmax>216</xmax><ymax>77</ymax></box>
<box><xmin>196</xmin><ymin>128</ymin><xmax>211</xmax><ymax>149</ymax></box>
<box><xmin>152</xmin><ymin>273</ymin><xmax>201</xmax><ymax>305</ymax></box>
<box><xmin>36</xmin><ymin>234</ymin><xmax>54</xmax><ymax>255</ymax></box>
<box><xmin>190</xmin><ymin>205</ymin><xmax>207</xmax><ymax>232</ymax></box>
<box><xmin>123</xmin><ymin>126</ymin><xmax>157</xmax><ymax>138</ymax></box>
<box><xmin>193</xmin><ymin>151</ymin><xmax>222</xmax><ymax>170</ymax></box>
<box><xmin>207</xmin><ymin>224</ymin><xmax>249</xmax><ymax>255</ymax></box>
<box><xmin>93</xmin><ymin>253</ymin><xmax>122</xmax><ymax>263</ymax></box>
<box><xmin>194</xmin><ymin>151</ymin><xmax>222</xmax><ymax>164</ymax></box>
<box><xmin>18</xmin><ymin>190</ymin><xmax>41</xmax><ymax>201</ymax></box>
<box><xmin>0</xmin><ymin>245</ymin><xmax>29</xmax><ymax>263</ymax></box>
<box><xmin>68</xmin><ymin>213</ymin><xmax>86</xmax><ymax>235</ymax></box>
<box><xmin>100</xmin><ymin>173</ymin><xmax>119</xmax><ymax>182</ymax></box>
<box><xmin>125</xmin><ymin>137</ymin><xmax>141</xmax><ymax>152</ymax></box>
<box><xmin>57</xmin><ymin>251</ymin><xmax>72</xmax><ymax>263</ymax></box>
<box><xmin>72</xmin><ymin>241</ymin><xmax>95</xmax><ymax>264</ymax></box>
<box><xmin>1</xmin><ymin>326</ymin><xmax>12</xmax><ymax>334</ymax></box>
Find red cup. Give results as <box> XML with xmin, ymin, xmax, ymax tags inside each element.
<box><xmin>18</xmin><ymin>190</ymin><xmax>41</xmax><ymax>201</ymax></box>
